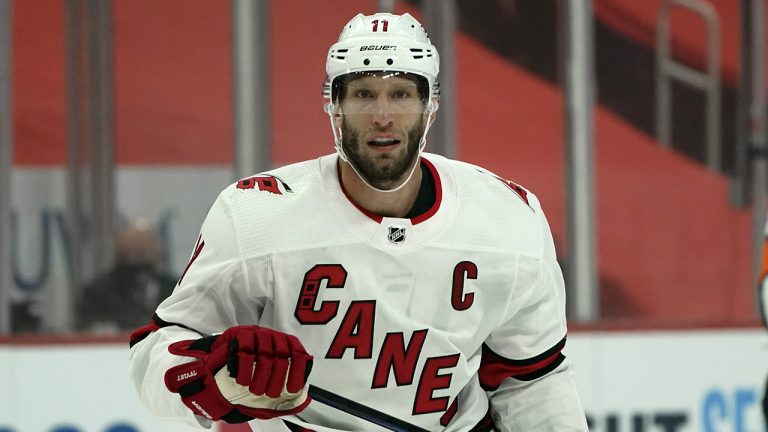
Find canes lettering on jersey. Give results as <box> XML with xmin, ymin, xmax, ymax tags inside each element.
<box><xmin>326</xmin><ymin>300</ymin><xmax>376</xmax><ymax>359</ymax></box>
<box><xmin>291</xmin><ymin>262</ymin><xmax>481</xmax><ymax>416</ymax></box>
<box><xmin>295</xmin><ymin>264</ymin><xmax>347</xmax><ymax>324</ymax></box>
<box><xmin>414</xmin><ymin>354</ymin><xmax>460</xmax><ymax>414</ymax></box>
<box><xmin>372</xmin><ymin>330</ymin><xmax>428</xmax><ymax>388</ymax></box>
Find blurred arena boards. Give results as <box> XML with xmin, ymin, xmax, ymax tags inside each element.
<box><xmin>0</xmin><ymin>328</ymin><xmax>765</xmax><ymax>431</ymax></box>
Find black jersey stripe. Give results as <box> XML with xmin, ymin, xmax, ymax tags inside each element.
<box><xmin>128</xmin><ymin>313</ymin><xmax>204</xmax><ymax>348</ymax></box>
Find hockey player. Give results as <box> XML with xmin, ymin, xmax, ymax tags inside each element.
<box><xmin>129</xmin><ymin>12</ymin><xmax>588</xmax><ymax>431</ymax></box>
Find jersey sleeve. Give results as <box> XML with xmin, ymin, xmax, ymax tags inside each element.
<box><xmin>158</xmin><ymin>188</ymin><xmax>270</xmax><ymax>333</ymax></box>
<box><xmin>479</xmin><ymin>192</ymin><xmax>588</xmax><ymax>431</ymax></box>
<box><xmin>128</xmin><ymin>189</ymin><xmax>271</xmax><ymax>427</ymax></box>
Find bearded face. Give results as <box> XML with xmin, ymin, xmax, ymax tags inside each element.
<box><xmin>340</xmin><ymin>116</ymin><xmax>425</xmax><ymax>190</ymax></box>
<box><xmin>335</xmin><ymin>74</ymin><xmax>429</xmax><ymax>190</ymax></box>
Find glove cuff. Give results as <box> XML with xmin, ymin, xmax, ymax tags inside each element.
<box><xmin>165</xmin><ymin>356</ymin><xmax>253</xmax><ymax>423</ymax></box>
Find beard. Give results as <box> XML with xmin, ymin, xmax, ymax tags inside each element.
<box><xmin>340</xmin><ymin>117</ymin><xmax>425</xmax><ymax>190</ymax></box>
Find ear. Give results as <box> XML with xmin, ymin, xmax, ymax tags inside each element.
<box><xmin>426</xmin><ymin>100</ymin><xmax>439</xmax><ymax>113</ymax></box>
<box><xmin>425</xmin><ymin>99</ymin><xmax>439</xmax><ymax>127</ymax></box>
<box><xmin>333</xmin><ymin>111</ymin><xmax>343</xmax><ymax>128</ymax></box>
<box><xmin>326</xmin><ymin>101</ymin><xmax>343</xmax><ymax>127</ymax></box>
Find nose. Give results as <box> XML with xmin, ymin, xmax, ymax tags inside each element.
<box><xmin>371</xmin><ymin>94</ymin><xmax>394</xmax><ymax>127</ymax></box>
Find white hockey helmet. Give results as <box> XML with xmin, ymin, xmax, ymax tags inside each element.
<box><xmin>323</xmin><ymin>12</ymin><xmax>440</xmax><ymax>111</ymax></box>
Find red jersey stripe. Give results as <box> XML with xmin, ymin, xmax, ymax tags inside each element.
<box><xmin>478</xmin><ymin>337</ymin><xmax>567</xmax><ymax>390</ymax></box>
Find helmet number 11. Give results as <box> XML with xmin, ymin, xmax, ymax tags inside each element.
<box><xmin>371</xmin><ymin>19</ymin><xmax>388</xmax><ymax>32</ymax></box>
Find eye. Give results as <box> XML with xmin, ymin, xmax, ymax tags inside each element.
<box><xmin>354</xmin><ymin>89</ymin><xmax>372</xmax><ymax>99</ymax></box>
<box><xmin>392</xmin><ymin>90</ymin><xmax>411</xmax><ymax>99</ymax></box>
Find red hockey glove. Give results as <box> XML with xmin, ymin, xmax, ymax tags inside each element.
<box><xmin>164</xmin><ymin>325</ymin><xmax>313</xmax><ymax>423</ymax></box>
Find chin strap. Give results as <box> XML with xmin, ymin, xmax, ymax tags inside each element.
<box><xmin>325</xmin><ymin>102</ymin><xmax>436</xmax><ymax>193</ymax></box>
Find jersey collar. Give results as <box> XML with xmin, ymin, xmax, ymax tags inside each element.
<box><xmin>336</xmin><ymin>156</ymin><xmax>442</xmax><ymax>225</ymax></box>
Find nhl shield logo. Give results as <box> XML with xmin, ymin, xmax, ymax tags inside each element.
<box><xmin>388</xmin><ymin>226</ymin><xmax>406</xmax><ymax>244</ymax></box>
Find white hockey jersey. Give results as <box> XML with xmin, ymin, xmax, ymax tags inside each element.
<box><xmin>129</xmin><ymin>153</ymin><xmax>587</xmax><ymax>431</ymax></box>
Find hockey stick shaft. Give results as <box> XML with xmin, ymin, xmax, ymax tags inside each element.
<box><xmin>308</xmin><ymin>384</ymin><xmax>430</xmax><ymax>432</ymax></box>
